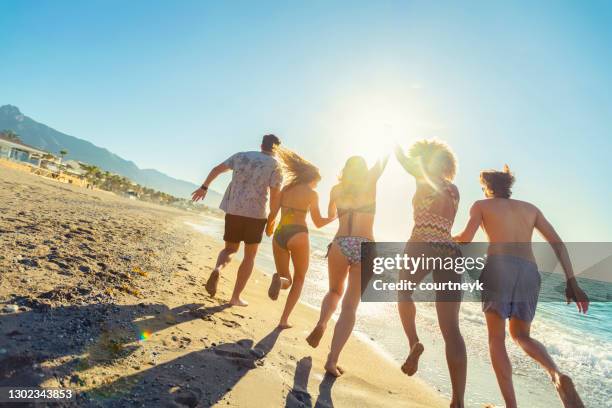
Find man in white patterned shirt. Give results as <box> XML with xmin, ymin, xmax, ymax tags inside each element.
<box><xmin>192</xmin><ymin>134</ymin><xmax>282</xmax><ymax>306</ymax></box>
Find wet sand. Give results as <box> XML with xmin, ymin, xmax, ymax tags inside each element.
<box><xmin>0</xmin><ymin>166</ymin><xmax>446</xmax><ymax>407</ymax></box>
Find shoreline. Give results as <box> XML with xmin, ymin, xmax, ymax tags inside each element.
<box><xmin>186</xmin><ymin>214</ymin><xmax>601</xmax><ymax>408</ymax></box>
<box><xmin>0</xmin><ymin>167</ymin><xmax>447</xmax><ymax>407</ymax></box>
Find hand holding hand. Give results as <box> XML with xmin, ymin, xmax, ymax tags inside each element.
<box><xmin>265</xmin><ymin>219</ymin><xmax>275</xmax><ymax>237</ymax></box>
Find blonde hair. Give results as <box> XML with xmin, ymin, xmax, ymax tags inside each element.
<box><xmin>274</xmin><ymin>146</ymin><xmax>321</xmax><ymax>188</ymax></box>
<box><xmin>408</xmin><ymin>139</ymin><xmax>457</xmax><ymax>181</ymax></box>
<box><xmin>338</xmin><ymin>156</ymin><xmax>368</xmax><ymax>196</ymax></box>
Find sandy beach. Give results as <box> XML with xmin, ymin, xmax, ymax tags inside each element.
<box><xmin>0</xmin><ymin>166</ymin><xmax>446</xmax><ymax>407</ymax></box>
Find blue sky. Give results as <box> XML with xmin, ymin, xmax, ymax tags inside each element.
<box><xmin>1</xmin><ymin>0</ymin><xmax>611</xmax><ymax>240</ymax></box>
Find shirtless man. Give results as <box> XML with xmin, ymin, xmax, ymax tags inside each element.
<box><xmin>454</xmin><ymin>165</ymin><xmax>588</xmax><ymax>408</ymax></box>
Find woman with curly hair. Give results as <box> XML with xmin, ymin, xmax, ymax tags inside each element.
<box><xmin>395</xmin><ymin>139</ymin><xmax>467</xmax><ymax>408</ymax></box>
<box><xmin>266</xmin><ymin>147</ymin><xmax>335</xmax><ymax>329</ymax></box>
<box><xmin>306</xmin><ymin>154</ymin><xmax>388</xmax><ymax>377</ymax></box>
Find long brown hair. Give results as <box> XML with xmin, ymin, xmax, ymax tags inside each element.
<box><xmin>274</xmin><ymin>146</ymin><xmax>321</xmax><ymax>188</ymax></box>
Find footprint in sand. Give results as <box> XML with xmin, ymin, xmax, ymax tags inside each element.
<box><xmin>220</xmin><ymin>318</ymin><xmax>241</xmax><ymax>328</ymax></box>
<box><xmin>173</xmin><ymin>388</ymin><xmax>202</xmax><ymax>408</ymax></box>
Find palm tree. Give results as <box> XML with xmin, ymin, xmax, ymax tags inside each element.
<box><xmin>81</xmin><ymin>164</ymin><xmax>102</xmax><ymax>187</ymax></box>
<box><xmin>59</xmin><ymin>149</ymin><xmax>68</xmax><ymax>163</ymax></box>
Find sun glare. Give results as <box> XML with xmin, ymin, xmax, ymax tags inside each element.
<box><xmin>324</xmin><ymin>91</ymin><xmax>441</xmax><ymax>166</ymax></box>
<box><xmin>335</xmin><ymin>108</ymin><xmax>403</xmax><ymax>164</ymax></box>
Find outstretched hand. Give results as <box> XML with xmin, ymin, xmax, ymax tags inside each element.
<box><xmin>565</xmin><ymin>279</ymin><xmax>589</xmax><ymax>314</ymax></box>
<box><xmin>191</xmin><ymin>188</ymin><xmax>207</xmax><ymax>202</ymax></box>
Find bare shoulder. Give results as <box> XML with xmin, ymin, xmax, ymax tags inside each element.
<box><xmin>308</xmin><ymin>188</ymin><xmax>319</xmax><ymax>201</ymax></box>
<box><xmin>472</xmin><ymin>199</ymin><xmax>487</xmax><ymax>208</ymax></box>
<box><xmin>510</xmin><ymin>198</ymin><xmax>539</xmax><ymax>212</ymax></box>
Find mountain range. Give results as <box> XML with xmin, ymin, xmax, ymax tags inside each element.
<box><xmin>0</xmin><ymin>104</ymin><xmax>222</xmax><ymax>206</ymax></box>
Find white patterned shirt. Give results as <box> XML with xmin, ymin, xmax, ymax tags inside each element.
<box><xmin>219</xmin><ymin>151</ymin><xmax>282</xmax><ymax>219</ymax></box>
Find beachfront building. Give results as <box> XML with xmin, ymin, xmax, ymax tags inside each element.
<box><xmin>0</xmin><ymin>135</ymin><xmax>47</xmax><ymax>166</ymax></box>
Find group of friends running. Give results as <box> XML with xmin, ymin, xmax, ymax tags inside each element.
<box><xmin>191</xmin><ymin>134</ymin><xmax>589</xmax><ymax>408</ymax></box>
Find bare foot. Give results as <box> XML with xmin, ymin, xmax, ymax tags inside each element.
<box><xmin>306</xmin><ymin>324</ymin><xmax>326</xmax><ymax>348</ymax></box>
<box><xmin>554</xmin><ymin>373</ymin><xmax>585</xmax><ymax>408</ymax></box>
<box><xmin>229</xmin><ymin>298</ymin><xmax>249</xmax><ymax>307</ymax></box>
<box><xmin>324</xmin><ymin>360</ymin><xmax>344</xmax><ymax>377</ymax></box>
<box><xmin>277</xmin><ymin>322</ymin><xmax>293</xmax><ymax>329</ymax></box>
<box><xmin>205</xmin><ymin>270</ymin><xmax>219</xmax><ymax>297</ymax></box>
<box><xmin>268</xmin><ymin>273</ymin><xmax>282</xmax><ymax>300</ymax></box>
<box><xmin>401</xmin><ymin>342</ymin><xmax>424</xmax><ymax>376</ymax></box>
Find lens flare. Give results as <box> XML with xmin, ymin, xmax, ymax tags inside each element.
<box><xmin>139</xmin><ymin>330</ymin><xmax>151</xmax><ymax>341</ymax></box>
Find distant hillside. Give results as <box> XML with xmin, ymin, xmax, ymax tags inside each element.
<box><xmin>0</xmin><ymin>104</ymin><xmax>222</xmax><ymax>205</ymax></box>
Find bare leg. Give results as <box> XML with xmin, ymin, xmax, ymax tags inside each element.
<box><xmin>486</xmin><ymin>311</ymin><xmax>517</xmax><ymax>408</ymax></box>
<box><xmin>278</xmin><ymin>233</ymin><xmax>309</xmax><ymax>328</ymax></box>
<box><xmin>306</xmin><ymin>244</ymin><xmax>348</xmax><ymax>348</ymax></box>
<box><xmin>509</xmin><ymin>319</ymin><xmax>584</xmax><ymax>408</ymax></box>
<box><xmin>229</xmin><ymin>243</ymin><xmax>259</xmax><ymax>306</ymax></box>
<box><xmin>397</xmin><ymin>268</ymin><xmax>429</xmax><ymax>375</ymax></box>
<box><xmin>325</xmin><ymin>261</ymin><xmax>361</xmax><ymax>377</ymax></box>
<box><xmin>398</xmin><ymin>300</ymin><xmax>419</xmax><ymax>347</ymax></box>
<box><xmin>269</xmin><ymin>239</ymin><xmax>292</xmax><ymax>300</ymax></box>
<box><xmin>436</xmin><ymin>300</ymin><xmax>467</xmax><ymax>408</ymax></box>
<box><xmin>206</xmin><ymin>241</ymin><xmax>239</xmax><ymax>297</ymax></box>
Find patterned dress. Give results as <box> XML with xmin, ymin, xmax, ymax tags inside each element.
<box><xmin>410</xmin><ymin>181</ymin><xmax>460</xmax><ymax>257</ymax></box>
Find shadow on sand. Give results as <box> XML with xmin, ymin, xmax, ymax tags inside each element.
<box><xmin>88</xmin><ymin>327</ymin><xmax>282</xmax><ymax>407</ymax></box>
<box><xmin>285</xmin><ymin>356</ymin><xmax>337</xmax><ymax>408</ymax></box>
<box><xmin>0</xmin><ymin>299</ymin><xmax>232</xmax><ymax>402</ymax></box>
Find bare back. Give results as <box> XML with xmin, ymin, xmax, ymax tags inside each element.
<box><xmin>279</xmin><ymin>184</ymin><xmax>314</xmax><ymax>227</ymax></box>
<box><xmin>332</xmin><ymin>182</ymin><xmax>377</xmax><ymax>240</ymax></box>
<box><xmin>477</xmin><ymin>198</ymin><xmax>540</xmax><ymax>260</ymax></box>
<box><xmin>479</xmin><ymin>199</ymin><xmax>538</xmax><ymax>241</ymax></box>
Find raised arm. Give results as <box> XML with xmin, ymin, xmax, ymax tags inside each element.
<box><xmin>454</xmin><ymin>202</ymin><xmax>483</xmax><ymax>243</ymax></box>
<box><xmin>394</xmin><ymin>145</ymin><xmax>422</xmax><ymax>178</ymax></box>
<box><xmin>309</xmin><ymin>190</ymin><xmax>336</xmax><ymax>228</ymax></box>
<box><xmin>535</xmin><ymin>208</ymin><xmax>589</xmax><ymax>313</ymax></box>
<box><xmin>369</xmin><ymin>154</ymin><xmax>390</xmax><ymax>181</ymax></box>
<box><xmin>191</xmin><ymin>162</ymin><xmax>231</xmax><ymax>202</ymax></box>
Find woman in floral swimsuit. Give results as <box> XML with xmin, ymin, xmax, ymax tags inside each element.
<box><xmin>306</xmin><ymin>155</ymin><xmax>387</xmax><ymax>377</ymax></box>
<box><xmin>395</xmin><ymin>140</ymin><xmax>467</xmax><ymax>408</ymax></box>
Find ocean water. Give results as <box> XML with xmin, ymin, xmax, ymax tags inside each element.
<box><xmin>189</xmin><ymin>216</ymin><xmax>610</xmax><ymax>408</ymax></box>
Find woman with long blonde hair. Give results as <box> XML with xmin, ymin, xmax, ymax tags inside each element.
<box><xmin>395</xmin><ymin>139</ymin><xmax>466</xmax><ymax>408</ymax></box>
<box><xmin>266</xmin><ymin>147</ymin><xmax>335</xmax><ymax>328</ymax></box>
<box><xmin>306</xmin><ymin>155</ymin><xmax>388</xmax><ymax>376</ymax></box>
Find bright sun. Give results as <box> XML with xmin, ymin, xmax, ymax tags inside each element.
<box><xmin>332</xmin><ymin>107</ymin><xmax>409</xmax><ymax>164</ymax></box>
<box><xmin>324</xmin><ymin>90</ymin><xmax>441</xmax><ymax>165</ymax></box>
